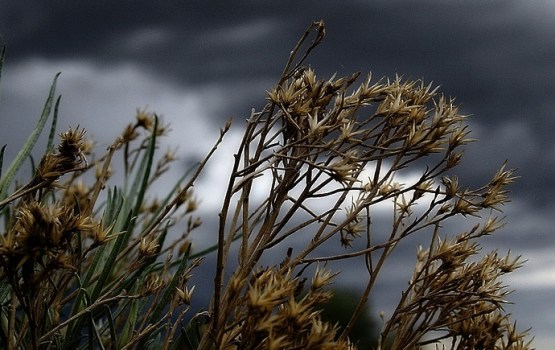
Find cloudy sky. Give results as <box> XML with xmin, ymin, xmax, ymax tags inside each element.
<box><xmin>1</xmin><ymin>0</ymin><xmax>554</xmax><ymax>347</ymax></box>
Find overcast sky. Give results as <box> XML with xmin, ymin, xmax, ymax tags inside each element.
<box><xmin>1</xmin><ymin>1</ymin><xmax>554</xmax><ymax>347</ymax></box>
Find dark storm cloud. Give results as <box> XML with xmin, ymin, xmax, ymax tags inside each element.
<box><xmin>2</xmin><ymin>1</ymin><xmax>553</xmax><ymax>127</ymax></box>
<box><xmin>3</xmin><ymin>1</ymin><xmax>552</xmax><ymax>144</ymax></box>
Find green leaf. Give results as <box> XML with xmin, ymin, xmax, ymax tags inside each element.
<box><xmin>0</xmin><ymin>145</ymin><xmax>6</xmax><ymax>178</ymax></box>
<box><xmin>117</xmin><ymin>278</ymin><xmax>141</xmax><ymax>348</ymax></box>
<box><xmin>67</xmin><ymin>188</ymin><xmax>124</xmax><ymax>323</ymax></box>
<box><xmin>105</xmin><ymin>306</ymin><xmax>118</xmax><ymax>349</ymax></box>
<box><xmin>47</xmin><ymin>95</ymin><xmax>61</xmax><ymax>153</ymax></box>
<box><xmin>112</xmin><ymin>116</ymin><xmax>157</xmax><ymax>245</ymax></box>
<box><xmin>90</xmin><ymin>210</ymin><xmax>133</xmax><ymax>303</ymax></box>
<box><xmin>148</xmin><ymin>249</ymin><xmax>190</xmax><ymax>326</ymax></box>
<box><xmin>136</xmin><ymin>250</ymin><xmax>191</xmax><ymax>348</ymax></box>
<box><xmin>127</xmin><ymin>115</ymin><xmax>158</xmax><ymax>231</ymax></box>
<box><xmin>63</xmin><ymin>286</ymin><xmax>93</xmax><ymax>349</ymax></box>
<box><xmin>87</xmin><ymin>309</ymin><xmax>108</xmax><ymax>350</ymax></box>
<box><xmin>144</xmin><ymin>161</ymin><xmax>197</xmax><ymax>229</ymax></box>
<box><xmin>0</xmin><ymin>73</ymin><xmax>61</xmax><ymax>201</ymax></box>
<box><xmin>171</xmin><ymin>312</ymin><xmax>211</xmax><ymax>350</ymax></box>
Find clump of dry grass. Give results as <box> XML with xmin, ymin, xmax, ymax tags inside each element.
<box><xmin>0</xmin><ymin>21</ymin><xmax>533</xmax><ymax>349</ymax></box>
<box><xmin>0</xmin><ymin>105</ymin><xmax>210</xmax><ymax>349</ymax></box>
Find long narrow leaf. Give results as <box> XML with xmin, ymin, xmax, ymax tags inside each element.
<box><xmin>64</xmin><ymin>209</ymin><xmax>130</xmax><ymax>349</ymax></box>
<box><xmin>135</xmin><ymin>250</ymin><xmax>192</xmax><ymax>348</ymax></box>
<box><xmin>88</xmin><ymin>310</ymin><xmax>106</xmax><ymax>350</ymax></box>
<box><xmin>63</xmin><ymin>286</ymin><xmax>93</xmax><ymax>350</ymax></box>
<box><xmin>114</xmin><ymin>116</ymin><xmax>157</xmax><ymax>241</ymax></box>
<box><xmin>147</xmin><ymin>249</ymin><xmax>190</xmax><ymax>325</ymax></box>
<box><xmin>105</xmin><ymin>306</ymin><xmax>117</xmax><ymax>349</ymax></box>
<box><xmin>0</xmin><ymin>73</ymin><xmax>60</xmax><ymax>200</ymax></box>
<box><xmin>128</xmin><ymin>116</ymin><xmax>158</xmax><ymax>227</ymax></box>
<box><xmin>84</xmin><ymin>188</ymin><xmax>124</xmax><ymax>286</ymax></box>
<box><xmin>117</xmin><ymin>279</ymin><xmax>141</xmax><ymax>348</ymax></box>
<box><xmin>68</xmin><ymin>188</ymin><xmax>124</xmax><ymax>324</ymax></box>
<box><xmin>90</xmin><ymin>210</ymin><xmax>133</xmax><ymax>302</ymax></box>
<box><xmin>0</xmin><ymin>145</ymin><xmax>6</xmax><ymax>178</ymax></box>
<box><xmin>144</xmin><ymin>161</ymin><xmax>197</xmax><ymax>229</ymax></box>
<box><xmin>47</xmin><ymin>95</ymin><xmax>61</xmax><ymax>153</ymax></box>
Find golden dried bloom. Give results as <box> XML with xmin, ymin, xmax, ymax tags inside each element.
<box><xmin>136</xmin><ymin>108</ymin><xmax>155</xmax><ymax>130</ymax></box>
<box><xmin>178</xmin><ymin>240</ymin><xmax>192</xmax><ymax>256</ymax></box>
<box><xmin>0</xmin><ymin>230</ymin><xmax>17</xmax><ymax>255</ymax></box>
<box><xmin>176</xmin><ymin>285</ymin><xmax>195</xmax><ymax>305</ymax></box>
<box><xmin>121</xmin><ymin>123</ymin><xmax>139</xmax><ymax>142</ymax></box>
<box><xmin>311</xmin><ymin>265</ymin><xmax>336</xmax><ymax>290</ymax></box>
<box><xmin>58</xmin><ymin>127</ymin><xmax>86</xmax><ymax>159</ymax></box>
<box><xmin>139</xmin><ymin>236</ymin><xmax>159</xmax><ymax>257</ymax></box>
<box><xmin>480</xmin><ymin>188</ymin><xmax>507</xmax><ymax>209</ymax></box>
<box><xmin>433</xmin><ymin>237</ymin><xmax>478</xmax><ymax>270</ymax></box>
<box><xmin>413</xmin><ymin>179</ymin><xmax>433</xmax><ymax>200</ymax></box>
<box><xmin>95</xmin><ymin>163</ymin><xmax>112</xmax><ymax>180</ymax></box>
<box><xmin>185</xmin><ymin>194</ymin><xmax>200</xmax><ymax>214</ymax></box>
<box><xmin>146</xmin><ymin>197</ymin><xmax>160</xmax><ymax>213</ymax></box>
<box><xmin>448</xmin><ymin>125</ymin><xmax>472</xmax><ymax>150</ymax></box>
<box><xmin>491</xmin><ymin>162</ymin><xmax>517</xmax><ymax>188</ymax></box>
<box><xmin>338</xmin><ymin>119</ymin><xmax>360</xmax><ymax>142</ymax></box>
<box><xmin>266</xmin><ymin>87</ymin><xmax>280</xmax><ymax>104</ymax></box>
<box><xmin>163</xmin><ymin>147</ymin><xmax>178</xmax><ymax>162</ymax></box>
<box><xmin>453</xmin><ymin>196</ymin><xmax>480</xmax><ymax>216</ymax></box>
<box><xmin>267</xmin><ymin>79</ymin><xmax>302</xmax><ymax>106</ymax></box>
<box><xmin>59</xmin><ymin>206</ymin><xmax>98</xmax><ymax>233</ymax></box>
<box><xmin>80</xmin><ymin>137</ymin><xmax>95</xmax><ymax>155</ymax></box>
<box><xmin>283</xmin><ymin>295</ymin><xmax>313</xmax><ymax>324</ymax></box>
<box><xmin>340</xmin><ymin>217</ymin><xmax>363</xmax><ymax>247</ymax></box>
<box><xmin>143</xmin><ymin>273</ymin><xmax>164</xmax><ymax>294</ymax></box>
<box><xmin>445</xmin><ymin>150</ymin><xmax>464</xmax><ymax>169</ymax></box>
<box><xmin>329</xmin><ymin>151</ymin><xmax>360</xmax><ymax>183</ymax></box>
<box><xmin>14</xmin><ymin>201</ymin><xmax>64</xmax><ymax>250</ymax></box>
<box><xmin>307</xmin><ymin>113</ymin><xmax>329</xmax><ymax>139</ymax></box>
<box><xmin>188</xmin><ymin>216</ymin><xmax>202</xmax><ymax>230</ymax></box>
<box><xmin>89</xmin><ymin>224</ymin><xmax>114</xmax><ymax>246</ymax></box>
<box><xmin>35</xmin><ymin>153</ymin><xmax>64</xmax><ymax>182</ymax></box>
<box><xmin>379</xmin><ymin>181</ymin><xmax>401</xmax><ymax>196</ymax></box>
<box><xmin>498</xmin><ymin>252</ymin><xmax>524</xmax><ymax>274</ymax></box>
<box><xmin>247</xmin><ymin>270</ymin><xmax>294</xmax><ymax>313</ymax></box>
<box><xmin>266</xmin><ymin>333</ymin><xmax>288</xmax><ymax>350</ymax></box>
<box><xmin>482</xmin><ymin>215</ymin><xmax>505</xmax><ymax>235</ymax></box>
<box><xmin>395</xmin><ymin>194</ymin><xmax>412</xmax><ymax>215</ymax></box>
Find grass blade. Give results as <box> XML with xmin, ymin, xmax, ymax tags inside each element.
<box><xmin>129</xmin><ymin>116</ymin><xmax>158</xmax><ymax>219</ymax></box>
<box><xmin>0</xmin><ymin>73</ymin><xmax>60</xmax><ymax>201</ymax></box>
<box><xmin>105</xmin><ymin>306</ymin><xmax>117</xmax><ymax>349</ymax></box>
<box><xmin>0</xmin><ymin>145</ymin><xmax>5</xmax><ymax>178</ymax></box>
<box><xmin>90</xmin><ymin>210</ymin><xmax>133</xmax><ymax>302</ymax></box>
<box><xmin>117</xmin><ymin>279</ymin><xmax>141</xmax><ymax>348</ymax></box>
<box><xmin>147</xmin><ymin>249</ymin><xmax>190</xmax><ymax>326</ymax></box>
<box><xmin>47</xmin><ymin>95</ymin><xmax>61</xmax><ymax>153</ymax></box>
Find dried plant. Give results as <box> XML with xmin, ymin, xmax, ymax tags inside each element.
<box><xmin>0</xmin><ymin>67</ymin><xmax>214</xmax><ymax>348</ymax></box>
<box><xmin>0</xmin><ymin>21</ymin><xmax>533</xmax><ymax>349</ymax></box>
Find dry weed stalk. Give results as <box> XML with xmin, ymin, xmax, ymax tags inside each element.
<box><xmin>196</xmin><ymin>21</ymin><xmax>532</xmax><ymax>349</ymax></box>
<box><xmin>0</xmin><ymin>111</ymin><xmax>216</xmax><ymax>349</ymax></box>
